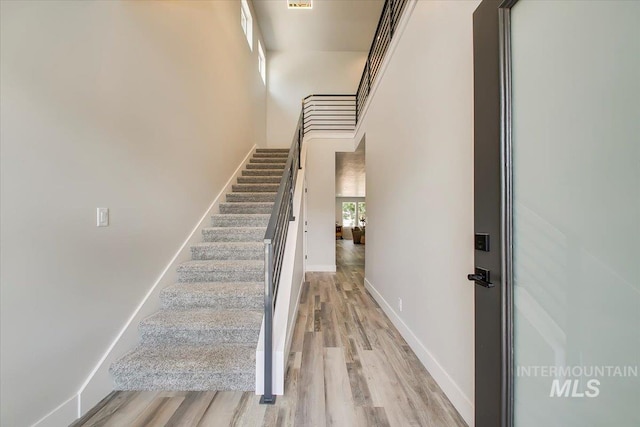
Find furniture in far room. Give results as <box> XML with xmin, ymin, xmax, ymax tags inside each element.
<box><xmin>352</xmin><ymin>227</ymin><xmax>362</xmax><ymax>244</ymax></box>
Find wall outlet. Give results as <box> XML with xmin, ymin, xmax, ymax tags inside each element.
<box><xmin>97</xmin><ymin>208</ymin><xmax>109</xmax><ymax>227</ymax></box>
<box><xmin>398</xmin><ymin>297</ymin><xmax>403</xmax><ymax>312</ymax></box>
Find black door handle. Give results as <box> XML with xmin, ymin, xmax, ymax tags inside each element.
<box><xmin>468</xmin><ymin>268</ymin><xmax>494</xmax><ymax>288</ymax></box>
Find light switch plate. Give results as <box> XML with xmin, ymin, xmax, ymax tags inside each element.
<box><xmin>97</xmin><ymin>208</ymin><xmax>109</xmax><ymax>227</ymax></box>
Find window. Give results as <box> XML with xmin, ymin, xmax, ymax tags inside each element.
<box><xmin>342</xmin><ymin>202</ymin><xmax>356</xmax><ymax>228</ymax></box>
<box><xmin>258</xmin><ymin>41</ymin><xmax>266</xmax><ymax>84</ymax></box>
<box><xmin>240</xmin><ymin>0</ymin><xmax>253</xmax><ymax>50</ymax></box>
<box><xmin>357</xmin><ymin>202</ymin><xmax>366</xmax><ymax>226</ymax></box>
<box><xmin>342</xmin><ymin>201</ymin><xmax>366</xmax><ymax>228</ymax></box>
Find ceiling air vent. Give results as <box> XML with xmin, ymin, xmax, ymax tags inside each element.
<box><xmin>288</xmin><ymin>0</ymin><xmax>312</xmax><ymax>9</ymax></box>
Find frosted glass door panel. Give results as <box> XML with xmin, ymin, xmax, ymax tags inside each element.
<box><xmin>511</xmin><ymin>1</ymin><xmax>640</xmax><ymax>426</ymax></box>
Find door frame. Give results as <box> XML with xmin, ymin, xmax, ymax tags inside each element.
<box><xmin>498</xmin><ymin>1</ymin><xmax>517</xmax><ymax>425</ymax></box>
<box><xmin>473</xmin><ymin>0</ymin><xmax>519</xmax><ymax>426</ymax></box>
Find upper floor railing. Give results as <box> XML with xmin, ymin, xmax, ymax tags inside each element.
<box><xmin>303</xmin><ymin>94</ymin><xmax>356</xmax><ymax>134</ymax></box>
<box><xmin>291</xmin><ymin>0</ymin><xmax>409</xmax><ymax>137</ymax></box>
<box><xmin>356</xmin><ymin>0</ymin><xmax>408</xmax><ymax>123</ymax></box>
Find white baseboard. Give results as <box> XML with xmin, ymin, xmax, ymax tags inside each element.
<box><xmin>364</xmin><ymin>277</ymin><xmax>474</xmax><ymax>427</ymax></box>
<box><xmin>306</xmin><ymin>264</ymin><xmax>336</xmax><ymax>272</ymax></box>
<box><xmin>72</xmin><ymin>145</ymin><xmax>257</xmax><ymax>420</ymax></box>
<box><xmin>30</xmin><ymin>394</ymin><xmax>77</xmax><ymax>427</ymax></box>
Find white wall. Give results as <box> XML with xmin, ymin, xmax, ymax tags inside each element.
<box><xmin>266</xmin><ymin>51</ymin><xmax>366</xmax><ymax>147</ymax></box>
<box><xmin>0</xmin><ymin>1</ymin><xmax>266</xmax><ymax>426</ymax></box>
<box><xmin>304</xmin><ymin>138</ymin><xmax>355</xmax><ymax>271</ymax></box>
<box><xmin>357</xmin><ymin>1</ymin><xmax>479</xmax><ymax>424</ymax></box>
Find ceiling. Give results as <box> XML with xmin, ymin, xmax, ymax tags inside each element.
<box><xmin>336</xmin><ymin>142</ymin><xmax>365</xmax><ymax>197</ymax></box>
<box><xmin>253</xmin><ymin>0</ymin><xmax>384</xmax><ymax>51</ymax></box>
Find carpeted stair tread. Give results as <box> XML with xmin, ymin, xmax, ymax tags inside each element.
<box><xmin>253</xmin><ymin>152</ymin><xmax>289</xmax><ymax>158</ymax></box>
<box><xmin>242</xmin><ymin>169</ymin><xmax>285</xmax><ymax>176</ymax></box>
<box><xmin>219</xmin><ymin>202</ymin><xmax>274</xmax><ymax>214</ymax></box>
<box><xmin>139</xmin><ymin>309</ymin><xmax>262</xmax><ymax>345</ymax></box>
<box><xmin>237</xmin><ymin>176</ymin><xmax>282</xmax><ymax>184</ymax></box>
<box><xmin>245</xmin><ymin>163</ymin><xmax>286</xmax><ymax>170</ymax></box>
<box><xmin>232</xmin><ymin>184</ymin><xmax>280</xmax><ymax>193</ymax></box>
<box><xmin>177</xmin><ymin>259</ymin><xmax>264</xmax><ymax>282</ymax></box>
<box><xmin>211</xmin><ymin>214</ymin><xmax>270</xmax><ymax>227</ymax></box>
<box><xmin>110</xmin><ymin>344</ymin><xmax>256</xmax><ymax>391</ymax></box>
<box><xmin>177</xmin><ymin>259</ymin><xmax>264</xmax><ymax>271</ymax></box>
<box><xmin>255</xmin><ymin>148</ymin><xmax>289</xmax><ymax>153</ymax></box>
<box><xmin>226</xmin><ymin>192</ymin><xmax>277</xmax><ymax>202</ymax></box>
<box><xmin>249</xmin><ymin>157</ymin><xmax>287</xmax><ymax>164</ymax></box>
<box><xmin>202</xmin><ymin>227</ymin><xmax>266</xmax><ymax>242</ymax></box>
<box><xmin>160</xmin><ymin>282</ymin><xmax>262</xmax><ymax>309</ymax></box>
<box><xmin>191</xmin><ymin>242</ymin><xmax>263</xmax><ymax>260</ymax></box>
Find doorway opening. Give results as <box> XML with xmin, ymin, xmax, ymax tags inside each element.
<box><xmin>335</xmin><ymin>139</ymin><xmax>366</xmax><ymax>268</ymax></box>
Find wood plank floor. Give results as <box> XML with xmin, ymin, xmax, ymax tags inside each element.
<box><xmin>73</xmin><ymin>240</ymin><xmax>466</xmax><ymax>427</ymax></box>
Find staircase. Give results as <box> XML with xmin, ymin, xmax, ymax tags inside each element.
<box><xmin>110</xmin><ymin>148</ymin><xmax>288</xmax><ymax>391</ymax></box>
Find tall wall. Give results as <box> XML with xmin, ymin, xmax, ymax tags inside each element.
<box><xmin>358</xmin><ymin>1</ymin><xmax>480</xmax><ymax>424</ymax></box>
<box><xmin>266</xmin><ymin>51</ymin><xmax>366</xmax><ymax>147</ymax></box>
<box><xmin>0</xmin><ymin>1</ymin><xmax>266</xmax><ymax>426</ymax></box>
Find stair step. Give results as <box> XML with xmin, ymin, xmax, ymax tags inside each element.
<box><xmin>110</xmin><ymin>343</ymin><xmax>256</xmax><ymax>391</ymax></box>
<box><xmin>249</xmin><ymin>158</ymin><xmax>287</xmax><ymax>164</ymax></box>
<box><xmin>237</xmin><ymin>176</ymin><xmax>282</xmax><ymax>184</ymax></box>
<box><xmin>203</xmin><ymin>227</ymin><xmax>266</xmax><ymax>242</ymax></box>
<box><xmin>232</xmin><ymin>184</ymin><xmax>279</xmax><ymax>193</ymax></box>
<box><xmin>160</xmin><ymin>282</ymin><xmax>263</xmax><ymax>309</ymax></box>
<box><xmin>211</xmin><ymin>214</ymin><xmax>270</xmax><ymax>227</ymax></box>
<box><xmin>242</xmin><ymin>169</ymin><xmax>284</xmax><ymax>177</ymax></box>
<box><xmin>219</xmin><ymin>202</ymin><xmax>274</xmax><ymax>214</ymax></box>
<box><xmin>226</xmin><ymin>192</ymin><xmax>276</xmax><ymax>203</ymax></box>
<box><xmin>255</xmin><ymin>148</ymin><xmax>289</xmax><ymax>153</ymax></box>
<box><xmin>139</xmin><ymin>309</ymin><xmax>262</xmax><ymax>345</ymax></box>
<box><xmin>191</xmin><ymin>242</ymin><xmax>263</xmax><ymax>260</ymax></box>
<box><xmin>253</xmin><ymin>152</ymin><xmax>289</xmax><ymax>158</ymax></box>
<box><xmin>246</xmin><ymin>163</ymin><xmax>286</xmax><ymax>170</ymax></box>
<box><xmin>177</xmin><ymin>260</ymin><xmax>264</xmax><ymax>282</ymax></box>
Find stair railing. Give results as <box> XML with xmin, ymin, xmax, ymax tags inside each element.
<box><xmin>261</xmin><ymin>111</ymin><xmax>302</xmax><ymax>404</ymax></box>
<box><xmin>260</xmin><ymin>0</ymin><xmax>409</xmax><ymax>404</ymax></box>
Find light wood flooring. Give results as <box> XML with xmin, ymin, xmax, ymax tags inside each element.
<box><xmin>73</xmin><ymin>240</ymin><xmax>466</xmax><ymax>426</ymax></box>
